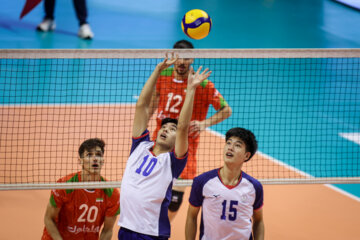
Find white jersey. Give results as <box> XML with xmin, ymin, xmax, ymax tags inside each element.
<box><xmin>189</xmin><ymin>168</ymin><xmax>263</xmax><ymax>240</ymax></box>
<box><xmin>118</xmin><ymin>130</ymin><xmax>187</xmax><ymax>237</ymax></box>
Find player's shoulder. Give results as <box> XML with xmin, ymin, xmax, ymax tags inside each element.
<box><xmin>99</xmin><ymin>176</ymin><xmax>120</xmax><ymax>196</ymax></box>
<box><xmin>102</xmin><ymin>187</ymin><xmax>120</xmax><ymax>198</ymax></box>
<box><xmin>193</xmin><ymin>168</ymin><xmax>219</xmax><ymax>185</ymax></box>
<box><xmin>57</xmin><ymin>171</ymin><xmax>81</xmax><ymax>183</ymax></box>
<box><xmin>199</xmin><ymin>78</ymin><xmax>215</xmax><ymax>89</ymax></box>
<box><xmin>160</xmin><ymin>67</ymin><xmax>174</xmax><ymax>77</ymax></box>
<box><xmin>241</xmin><ymin>171</ymin><xmax>263</xmax><ymax>188</ymax></box>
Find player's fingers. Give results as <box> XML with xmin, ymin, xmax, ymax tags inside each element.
<box><xmin>201</xmin><ymin>68</ymin><xmax>210</xmax><ymax>75</ymax></box>
<box><xmin>192</xmin><ymin>130</ymin><xmax>200</xmax><ymax>138</ymax></box>
<box><xmin>162</xmin><ymin>53</ymin><xmax>168</xmax><ymax>65</ymax></box>
<box><xmin>171</xmin><ymin>53</ymin><xmax>179</xmax><ymax>64</ymax></box>
<box><xmin>189</xmin><ymin>124</ymin><xmax>197</xmax><ymax>132</ymax></box>
<box><xmin>204</xmin><ymin>70</ymin><xmax>212</xmax><ymax>79</ymax></box>
<box><xmin>190</xmin><ymin>66</ymin><xmax>194</xmax><ymax>75</ymax></box>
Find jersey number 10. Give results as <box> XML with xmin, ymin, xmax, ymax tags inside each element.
<box><xmin>135</xmin><ymin>155</ymin><xmax>158</xmax><ymax>176</ymax></box>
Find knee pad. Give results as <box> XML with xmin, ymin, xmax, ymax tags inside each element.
<box><xmin>168</xmin><ymin>190</ymin><xmax>184</xmax><ymax>212</ymax></box>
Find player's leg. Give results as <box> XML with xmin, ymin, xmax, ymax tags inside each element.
<box><xmin>168</xmin><ymin>185</ymin><xmax>186</xmax><ymax>222</ymax></box>
<box><xmin>37</xmin><ymin>0</ymin><xmax>56</xmax><ymax>31</ymax></box>
<box><xmin>73</xmin><ymin>0</ymin><xmax>94</xmax><ymax>39</ymax></box>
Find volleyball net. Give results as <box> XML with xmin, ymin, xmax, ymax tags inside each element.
<box><xmin>1</xmin><ymin>49</ymin><xmax>359</xmax><ymax>190</ymax></box>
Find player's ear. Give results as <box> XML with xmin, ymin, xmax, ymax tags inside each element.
<box><xmin>244</xmin><ymin>152</ymin><xmax>251</xmax><ymax>162</ymax></box>
<box><xmin>189</xmin><ymin>58</ymin><xmax>194</xmax><ymax>64</ymax></box>
<box><xmin>78</xmin><ymin>156</ymin><xmax>83</xmax><ymax>165</ymax></box>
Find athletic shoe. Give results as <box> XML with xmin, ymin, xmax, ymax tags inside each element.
<box><xmin>78</xmin><ymin>24</ymin><xmax>94</xmax><ymax>39</ymax></box>
<box><xmin>36</xmin><ymin>19</ymin><xmax>56</xmax><ymax>32</ymax></box>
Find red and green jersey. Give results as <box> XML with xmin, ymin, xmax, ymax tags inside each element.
<box><xmin>41</xmin><ymin>172</ymin><xmax>120</xmax><ymax>240</ymax></box>
<box><xmin>152</xmin><ymin>68</ymin><xmax>228</xmax><ymax>179</ymax></box>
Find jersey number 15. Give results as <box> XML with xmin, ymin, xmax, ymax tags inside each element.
<box><xmin>221</xmin><ymin>200</ymin><xmax>238</xmax><ymax>221</ymax></box>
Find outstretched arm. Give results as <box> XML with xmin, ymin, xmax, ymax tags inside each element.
<box><xmin>175</xmin><ymin>66</ymin><xmax>212</xmax><ymax>158</ymax></box>
<box><xmin>132</xmin><ymin>53</ymin><xmax>178</xmax><ymax>138</ymax></box>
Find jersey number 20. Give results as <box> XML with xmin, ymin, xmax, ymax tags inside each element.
<box><xmin>78</xmin><ymin>204</ymin><xmax>98</xmax><ymax>223</ymax></box>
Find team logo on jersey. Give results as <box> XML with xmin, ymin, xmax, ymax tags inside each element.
<box><xmin>240</xmin><ymin>194</ymin><xmax>248</xmax><ymax>203</ymax></box>
<box><xmin>67</xmin><ymin>225</ymin><xmax>100</xmax><ymax>234</ymax></box>
<box><xmin>212</xmin><ymin>194</ymin><xmax>220</xmax><ymax>198</ymax></box>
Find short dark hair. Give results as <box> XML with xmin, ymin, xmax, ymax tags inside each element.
<box><xmin>225</xmin><ymin>128</ymin><xmax>258</xmax><ymax>162</ymax></box>
<box><xmin>173</xmin><ymin>40</ymin><xmax>194</xmax><ymax>49</ymax></box>
<box><xmin>78</xmin><ymin>138</ymin><xmax>105</xmax><ymax>157</ymax></box>
<box><xmin>161</xmin><ymin>118</ymin><xmax>178</xmax><ymax>127</ymax></box>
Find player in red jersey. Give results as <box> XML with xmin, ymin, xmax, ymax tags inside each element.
<box><xmin>41</xmin><ymin>138</ymin><xmax>120</xmax><ymax>240</ymax></box>
<box><xmin>149</xmin><ymin>40</ymin><xmax>232</xmax><ymax>221</ymax></box>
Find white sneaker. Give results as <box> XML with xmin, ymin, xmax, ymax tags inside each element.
<box><xmin>78</xmin><ymin>24</ymin><xmax>94</xmax><ymax>39</ymax></box>
<box><xmin>36</xmin><ymin>19</ymin><xmax>56</xmax><ymax>32</ymax></box>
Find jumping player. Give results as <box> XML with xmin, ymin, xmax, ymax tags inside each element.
<box><xmin>149</xmin><ymin>40</ymin><xmax>232</xmax><ymax>221</ymax></box>
<box><xmin>185</xmin><ymin>128</ymin><xmax>265</xmax><ymax>240</ymax></box>
<box><xmin>41</xmin><ymin>138</ymin><xmax>120</xmax><ymax>240</ymax></box>
<box><xmin>118</xmin><ymin>53</ymin><xmax>211</xmax><ymax>239</ymax></box>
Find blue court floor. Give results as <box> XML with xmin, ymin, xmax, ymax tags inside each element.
<box><xmin>1</xmin><ymin>0</ymin><xmax>359</xmax><ymax>198</ymax></box>
<box><xmin>2</xmin><ymin>0</ymin><xmax>360</xmax><ymax>48</ymax></box>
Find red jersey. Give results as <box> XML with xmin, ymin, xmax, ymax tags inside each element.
<box><xmin>152</xmin><ymin>68</ymin><xmax>228</xmax><ymax>179</ymax></box>
<box><xmin>41</xmin><ymin>172</ymin><xmax>120</xmax><ymax>240</ymax></box>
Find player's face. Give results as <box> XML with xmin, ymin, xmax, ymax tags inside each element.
<box><xmin>223</xmin><ymin>136</ymin><xmax>251</xmax><ymax>166</ymax></box>
<box><xmin>156</xmin><ymin>122</ymin><xmax>177</xmax><ymax>149</ymax></box>
<box><xmin>80</xmin><ymin>146</ymin><xmax>104</xmax><ymax>175</ymax></box>
<box><xmin>174</xmin><ymin>58</ymin><xmax>194</xmax><ymax>76</ymax></box>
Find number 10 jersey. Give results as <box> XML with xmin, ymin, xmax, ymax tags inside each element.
<box><xmin>118</xmin><ymin>130</ymin><xmax>187</xmax><ymax>237</ymax></box>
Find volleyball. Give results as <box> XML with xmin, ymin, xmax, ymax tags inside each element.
<box><xmin>181</xmin><ymin>9</ymin><xmax>212</xmax><ymax>40</ymax></box>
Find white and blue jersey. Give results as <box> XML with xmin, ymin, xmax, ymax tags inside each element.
<box><xmin>118</xmin><ymin>130</ymin><xmax>187</xmax><ymax>237</ymax></box>
<box><xmin>189</xmin><ymin>168</ymin><xmax>263</xmax><ymax>240</ymax></box>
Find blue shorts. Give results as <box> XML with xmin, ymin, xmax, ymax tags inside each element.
<box><xmin>118</xmin><ymin>227</ymin><xmax>169</xmax><ymax>240</ymax></box>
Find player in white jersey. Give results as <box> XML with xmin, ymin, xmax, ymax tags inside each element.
<box><xmin>185</xmin><ymin>127</ymin><xmax>265</xmax><ymax>240</ymax></box>
<box><xmin>118</xmin><ymin>53</ymin><xmax>212</xmax><ymax>240</ymax></box>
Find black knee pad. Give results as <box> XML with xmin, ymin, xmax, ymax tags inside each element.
<box><xmin>168</xmin><ymin>190</ymin><xmax>184</xmax><ymax>212</ymax></box>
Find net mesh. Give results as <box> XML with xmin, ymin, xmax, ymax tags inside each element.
<box><xmin>1</xmin><ymin>49</ymin><xmax>359</xmax><ymax>190</ymax></box>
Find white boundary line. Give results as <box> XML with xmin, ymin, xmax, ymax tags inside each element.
<box><xmin>207</xmin><ymin>128</ymin><xmax>360</xmax><ymax>202</ymax></box>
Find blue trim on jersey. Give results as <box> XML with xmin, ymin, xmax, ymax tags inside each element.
<box><xmin>158</xmin><ymin>183</ymin><xmax>173</xmax><ymax>237</ymax></box>
<box><xmin>189</xmin><ymin>169</ymin><xmax>219</xmax><ymax>207</ymax></box>
<box><xmin>131</xmin><ymin>130</ymin><xmax>150</xmax><ymax>154</ymax></box>
<box><xmin>242</xmin><ymin>172</ymin><xmax>264</xmax><ymax>210</ymax></box>
<box><xmin>169</xmin><ymin>151</ymin><xmax>187</xmax><ymax>179</ymax></box>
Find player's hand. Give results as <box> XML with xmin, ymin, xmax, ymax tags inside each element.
<box><xmin>187</xmin><ymin>66</ymin><xmax>211</xmax><ymax>90</ymax></box>
<box><xmin>156</xmin><ymin>52</ymin><xmax>178</xmax><ymax>72</ymax></box>
<box><xmin>189</xmin><ymin>120</ymin><xmax>206</xmax><ymax>138</ymax></box>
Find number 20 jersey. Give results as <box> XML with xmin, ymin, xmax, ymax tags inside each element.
<box><xmin>118</xmin><ymin>130</ymin><xmax>187</xmax><ymax>237</ymax></box>
<box><xmin>41</xmin><ymin>172</ymin><xmax>120</xmax><ymax>240</ymax></box>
